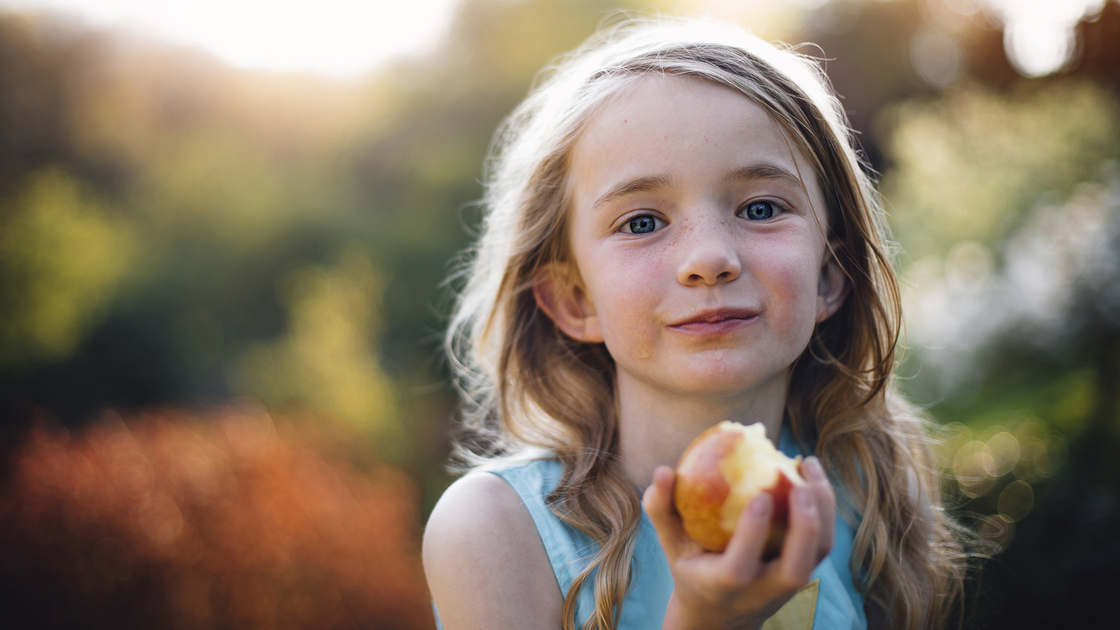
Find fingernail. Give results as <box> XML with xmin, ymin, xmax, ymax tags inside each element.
<box><xmin>805</xmin><ymin>457</ymin><xmax>825</xmax><ymax>482</ymax></box>
<box><xmin>750</xmin><ymin>493</ymin><xmax>772</xmax><ymax>517</ymax></box>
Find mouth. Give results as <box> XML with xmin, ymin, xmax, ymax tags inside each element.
<box><xmin>667</xmin><ymin>308</ymin><xmax>759</xmax><ymax>334</ymax></box>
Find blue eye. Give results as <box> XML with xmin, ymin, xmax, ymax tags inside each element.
<box><xmin>624</xmin><ymin>215</ymin><xmax>662</xmax><ymax>234</ymax></box>
<box><xmin>742</xmin><ymin>201</ymin><xmax>778</xmax><ymax>220</ymax></box>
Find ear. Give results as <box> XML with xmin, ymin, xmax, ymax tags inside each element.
<box><xmin>816</xmin><ymin>241</ymin><xmax>851</xmax><ymax>323</ymax></box>
<box><xmin>532</xmin><ymin>264</ymin><xmax>603</xmax><ymax>343</ymax></box>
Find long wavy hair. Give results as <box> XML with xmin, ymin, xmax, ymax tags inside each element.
<box><xmin>445</xmin><ymin>17</ymin><xmax>968</xmax><ymax>630</ymax></box>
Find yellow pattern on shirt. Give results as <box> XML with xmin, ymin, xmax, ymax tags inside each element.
<box><xmin>761</xmin><ymin>579</ymin><xmax>819</xmax><ymax>630</ymax></box>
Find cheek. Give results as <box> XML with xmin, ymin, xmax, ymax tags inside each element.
<box><xmin>589</xmin><ymin>269</ymin><xmax>662</xmax><ymax>360</ymax></box>
<box><xmin>762</xmin><ymin>245</ymin><xmax>824</xmax><ymax>334</ymax></box>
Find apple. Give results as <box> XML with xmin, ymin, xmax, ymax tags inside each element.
<box><xmin>673</xmin><ymin>421</ymin><xmax>807</xmax><ymax>558</ymax></box>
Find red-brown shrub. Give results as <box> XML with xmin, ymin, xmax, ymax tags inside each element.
<box><xmin>0</xmin><ymin>402</ymin><xmax>434</xmax><ymax>629</ymax></box>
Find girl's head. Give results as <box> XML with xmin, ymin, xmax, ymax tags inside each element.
<box><xmin>447</xmin><ymin>18</ymin><xmax>959</xmax><ymax>630</ymax></box>
<box><xmin>449</xmin><ymin>17</ymin><xmax>898</xmax><ymax>452</ymax></box>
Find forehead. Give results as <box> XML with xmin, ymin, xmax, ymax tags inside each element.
<box><xmin>568</xmin><ymin>74</ymin><xmax>824</xmax><ymax>214</ymax></box>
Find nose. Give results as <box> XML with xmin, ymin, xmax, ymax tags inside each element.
<box><xmin>675</xmin><ymin>216</ymin><xmax>742</xmax><ymax>286</ymax></box>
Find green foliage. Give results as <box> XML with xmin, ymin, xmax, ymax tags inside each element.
<box><xmin>0</xmin><ymin>169</ymin><xmax>133</xmax><ymax>366</ymax></box>
<box><xmin>436</xmin><ymin>0</ymin><xmax>643</xmax><ymax>95</ymax></box>
<box><xmin>929</xmin><ymin>367</ymin><xmax>1097</xmax><ymax>439</ymax></box>
<box><xmin>138</xmin><ymin>129</ymin><xmax>291</xmax><ymax>240</ymax></box>
<box><xmin>230</xmin><ymin>248</ymin><xmax>403</xmax><ymax>456</ymax></box>
<box><xmin>883</xmin><ymin>79</ymin><xmax>1120</xmax><ymax>260</ymax></box>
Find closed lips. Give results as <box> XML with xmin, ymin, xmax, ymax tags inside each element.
<box><xmin>668</xmin><ymin>308</ymin><xmax>759</xmax><ymax>327</ymax></box>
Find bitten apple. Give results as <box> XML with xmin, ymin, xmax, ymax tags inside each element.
<box><xmin>673</xmin><ymin>421</ymin><xmax>807</xmax><ymax>558</ymax></box>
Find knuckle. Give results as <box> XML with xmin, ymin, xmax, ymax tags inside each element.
<box><xmin>799</xmin><ymin>517</ymin><xmax>821</xmax><ymax>536</ymax></box>
<box><xmin>712</xmin><ymin>569</ymin><xmax>743</xmax><ymax>592</ymax></box>
<box><xmin>776</xmin><ymin>574</ymin><xmax>808</xmax><ymax>593</ymax></box>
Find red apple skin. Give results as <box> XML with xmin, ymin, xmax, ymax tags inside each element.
<box><xmin>673</xmin><ymin>426</ymin><xmax>739</xmax><ymax>552</ymax></box>
<box><xmin>673</xmin><ymin>424</ymin><xmax>799</xmax><ymax>559</ymax></box>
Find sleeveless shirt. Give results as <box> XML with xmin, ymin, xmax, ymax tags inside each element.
<box><xmin>434</xmin><ymin>423</ymin><xmax>866</xmax><ymax>629</ymax></box>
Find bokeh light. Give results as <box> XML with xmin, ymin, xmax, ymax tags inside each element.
<box><xmin>984</xmin><ymin>0</ymin><xmax>1106</xmax><ymax>77</ymax></box>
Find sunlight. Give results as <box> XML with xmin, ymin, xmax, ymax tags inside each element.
<box><xmin>982</xmin><ymin>0</ymin><xmax>1107</xmax><ymax>76</ymax></box>
<box><xmin>0</xmin><ymin>0</ymin><xmax>461</xmax><ymax>77</ymax></box>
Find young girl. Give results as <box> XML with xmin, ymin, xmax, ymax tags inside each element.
<box><xmin>424</xmin><ymin>17</ymin><xmax>967</xmax><ymax>630</ymax></box>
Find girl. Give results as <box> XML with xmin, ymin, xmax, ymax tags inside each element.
<box><xmin>424</xmin><ymin>17</ymin><xmax>968</xmax><ymax>630</ymax></box>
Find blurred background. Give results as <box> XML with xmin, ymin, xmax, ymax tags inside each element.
<box><xmin>0</xmin><ymin>0</ymin><xmax>1116</xmax><ymax>627</ymax></box>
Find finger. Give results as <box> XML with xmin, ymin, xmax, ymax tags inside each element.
<box><xmin>776</xmin><ymin>485</ymin><xmax>822</xmax><ymax>587</ymax></box>
<box><xmin>643</xmin><ymin>466</ymin><xmax>689</xmax><ymax>561</ymax></box>
<box><xmin>721</xmin><ymin>493</ymin><xmax>772</xmax><ymax>580</ymax></box>
<box><xmin>801</xmin><ymin>457</ymin><xmax>836</xmax><ymax>561</ymax></box>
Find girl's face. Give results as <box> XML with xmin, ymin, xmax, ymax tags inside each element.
<box><xmin>537</xmin><ymin>75</ymin><xmax>847</xmax><ymax>401</ymax></box>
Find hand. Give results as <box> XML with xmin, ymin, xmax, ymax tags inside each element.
<box><xmin>643</xmin><ymin>456</ymin><xmax>836</xmax><ymax>630</ymax></box>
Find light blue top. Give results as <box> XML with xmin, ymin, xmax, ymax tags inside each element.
<box><xmin>434</xmin><ymin>423</ymin><xmax>866</xmax><ymax>629</ymax></box>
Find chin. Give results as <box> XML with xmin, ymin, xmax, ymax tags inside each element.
<box><xmin>674</xmin><ymin>362</ymin><xmax>786</xmax><ymax>398</ymax></box>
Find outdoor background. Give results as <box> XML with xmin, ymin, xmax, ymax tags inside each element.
<box><xmin>0</xmin><ymin>0</ymin><xmax>1117</xmax><ymax>627</ymax></box>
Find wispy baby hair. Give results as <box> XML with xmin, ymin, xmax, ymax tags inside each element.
<box><xmin>445</xmin><ymin>16</ymin><xmax>967</xmax><ymax>630</ymax></box>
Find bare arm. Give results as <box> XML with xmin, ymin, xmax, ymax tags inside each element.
<box><xmin>422</xmin><ymin>471</ymin><xmax>564</xmax><ymax>630</ymax></box>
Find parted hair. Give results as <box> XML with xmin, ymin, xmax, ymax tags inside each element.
<box><xmin>445</xmin><ymin>17</ymin><xmax>968</xmax><ymax>630</ymax></box>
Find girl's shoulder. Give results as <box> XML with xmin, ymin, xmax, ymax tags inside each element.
<box><xmin>476</xmin><ymin>451</ymin><xmax>565</xmax><ymax>496</ymax></box>
<box><xmin>422</xmin><ymin>455</ymin><xmax>563</xmax><ymax>629</ymax></box>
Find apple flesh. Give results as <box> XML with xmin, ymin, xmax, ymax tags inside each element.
<box><xmin>673</xmin><ymin>421</ymin><xmax>807</xmax><ymax>558</ymax></box>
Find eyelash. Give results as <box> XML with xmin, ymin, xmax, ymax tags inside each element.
<box><xmin>617</xmin><ymin>198</ymin><xmax>789</xmax><ymax>235</ymax></box>
<box><xmin>619</xmin><ymin>214</ymin><xmax>665</xmax><ymax>234</ymax></box>
<box><xmin>737</xmin><ymin>199</ymin><xmax>787</xmax><ymax>221</ymax></box>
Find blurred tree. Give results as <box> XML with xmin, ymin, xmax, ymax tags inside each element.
<box><xmin>0</xmin><ymin>14</ymin><xmax>93</xmax><ymax>195</ymax></box>
<box><xmin>882</xmin><ymin>79</ymin><xmax>1120</xmax><ymax>260</ymax></box>
<box><xmin>791</xmin><ymin>0</ymin><xmax>929</xmax><ymax>169</ymax></box>
<box><xmin>1071</xmin><ymin>0</ymin><xmax>1120</xmax><ymax>92</ymax></box>
<box><xmin>0</xmin><ymin>406</ymin><xmax>433</xmax><ymax>629</ymax></box>
<box><xmin>851</xmin><ymin>3</ymin><xmax>1120</xmax><ymax>627</ymax></box>
<box><xmin>230</xmin><ymin>248</ymin><xmax>403</xmax><ymax>457</ymax></box>
<box><xmin>908</xmin><ymin>166</ymin><xmax>1120</xmax><ymax>629</ymax></box>
<box><xmin>0</xmin><ymin>169</ymin><xmax>133</xmax><ymax>366</ymax></box>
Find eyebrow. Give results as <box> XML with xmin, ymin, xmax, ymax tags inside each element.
<box><xmin>591</xmin><ymin>163</ymin><xmax>805</xmax><ymax>212</ymax></box>
<box><xmin>727</xmin><ymin>163</ymin><xmax>803</xmax><ymax>188</ymax></box>
<box><xmin>591</xmin><ymin>175</ymin><xmax>674</xmax><ymax>211</ymax></box>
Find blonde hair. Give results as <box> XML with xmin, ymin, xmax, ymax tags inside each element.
<box><xmin>446</xmin><ymin>17</ymin><xmax>968</xmax><ymax>630</ymax></box>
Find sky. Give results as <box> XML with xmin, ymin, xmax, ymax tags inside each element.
<box><xmin>0</xmin><ymin>0</ymin><xmax>463</xmax><ymax>77</ymax></box>
<box><xmin>0</xmin><ymin>0</ymin><xmax>1108</xmax><ymax>78</ymax></box>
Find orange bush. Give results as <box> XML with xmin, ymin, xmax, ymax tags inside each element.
<box><xmin>0</xmin><ymin>403</ymin><xmax>434</xmax><ymax>629</ymax></box>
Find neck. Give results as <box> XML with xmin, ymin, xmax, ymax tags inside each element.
<box><xmin>615</xmin><ymin>370</ymin><xmax>789</xmax><ymax>490</ymax></box>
